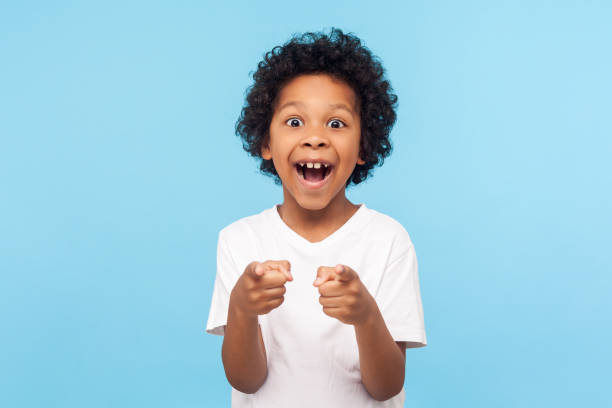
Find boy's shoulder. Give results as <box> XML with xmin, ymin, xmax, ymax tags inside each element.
<box><xmin>365</xmin><ymin>206</ymin><xmax>414</xmax><ymax>247</ymax></box>
<box><xmin>367</xmin><ymin>206</ymin><xmax>408</xmax><ymax>230</ymax></box>
<box><xmin>218</xmin><ymin>206</ymin><xmax>275</xmax><ymax>239</ymax></box>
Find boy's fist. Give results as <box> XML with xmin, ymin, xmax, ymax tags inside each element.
<box><xmin>230</xmin><ymin>260</ymin><xmax>293</xmax><ymax>317</ymax></box>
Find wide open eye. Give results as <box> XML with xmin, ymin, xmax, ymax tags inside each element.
<box><xmin>327</xmin><ymin>119</ymin><xmax>345</xmax><ymax>129</ymax></box>
<box><xmin>285</xmin><ymin>117</ymin><xmax>303</xmax><ymax>127</ymax></box>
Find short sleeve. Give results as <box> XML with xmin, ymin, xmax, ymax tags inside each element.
<box><xmin>205</xmin><ymin>230</ymin><xmax>240</xmax><ymax>336</ymax></box>
<box><xmin>375</xmin><ymin>242</ymin><xmax>427</xmax><ymax>347</ymax></box>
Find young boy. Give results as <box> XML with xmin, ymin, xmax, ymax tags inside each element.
<box><xmin>206</xmin><ymin>28</ymin><xmax>427</xmax><ymax>407</ymax></box>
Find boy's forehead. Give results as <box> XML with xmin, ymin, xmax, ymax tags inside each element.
<box><xmin>275</xmin><ymin>74</ymin><xmax>359</xmax><ymax>113</ymax></box>
<box><xmin>277</xmin><ymin>100</ymin><xmax>356</xmax><ymax>117</ymax></box>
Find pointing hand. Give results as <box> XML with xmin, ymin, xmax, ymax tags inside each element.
<box><xmin>231</xmin><ymin>260</ymin><xmax>293</xmax><ymax>317</ymax></box>
<box><xmin>313</xmin><ymin>264</ymin><xmax>376</xmax><ymax>326</ymax></box>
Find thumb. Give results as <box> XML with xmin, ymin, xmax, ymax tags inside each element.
<box><xmin>247</xmin><ymin>262</ymin><xmax>265</xmax><ymax>279</ymax></box>
<box><xmin>335</xmin><ymin>264</ymin><xmax>355</xmax><ymax>282</ymax></box>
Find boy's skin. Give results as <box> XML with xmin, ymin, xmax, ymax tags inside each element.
<box><xmin>223</xmin><ymin>74</ymin><xmax>409</xmax><ymax>401</ymax></box>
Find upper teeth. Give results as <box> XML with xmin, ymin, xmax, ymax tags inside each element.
<box><xmin>299</xmin><ymin>162</ymin><xmax>328</xmax><ymax>169</ymax></box>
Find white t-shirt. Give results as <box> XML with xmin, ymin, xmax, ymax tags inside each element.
<box><xmin>206</xmin><ymin>203</ymin><xmax>427</xmax><ymax>408</ymax></box>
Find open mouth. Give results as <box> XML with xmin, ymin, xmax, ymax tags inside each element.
<box><xmin>295</xmin><ymin>163</ymin><xmax>333</xmax><ymax>186</ymax></box>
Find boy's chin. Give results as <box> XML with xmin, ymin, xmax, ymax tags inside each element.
<box><xmin>292</xmin><ymin>190</ymin><xmax>346</xmax><ymax>212</ymax></box>
<box><xmin>295</xmin><ymin>199</ymin><xmax>331</xmax><ymax>211</ymax></box>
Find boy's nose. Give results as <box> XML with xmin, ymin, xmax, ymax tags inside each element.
<box><xmin>301</xmin><ymin>134</ymin><xmax>329</xmax><ymax>148</ymax></box>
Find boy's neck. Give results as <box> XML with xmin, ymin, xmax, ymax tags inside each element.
<box><xmin>277</xmin><ymin>188</ymin><xmax>360</xmax><ymax>243</ymax></box>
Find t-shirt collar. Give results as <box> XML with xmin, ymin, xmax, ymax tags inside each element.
<box><xmin>268</xmin><ymin>203</ymin><xmax>371</xmax><ymax>249</ymax></box>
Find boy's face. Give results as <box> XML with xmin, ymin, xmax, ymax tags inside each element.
<box><xmin>262</xmin><ymin>74</ymin><xmax>365</xmax><ymax>211</ymax></box>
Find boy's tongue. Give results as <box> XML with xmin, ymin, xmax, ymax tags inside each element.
<box><xmin>304</xmin><ymin>166</ymin><xmax>326</xmax><ymax>182</ymax></box>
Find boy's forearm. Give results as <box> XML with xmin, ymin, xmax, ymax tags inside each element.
<box><xmin>221</xmin><ymin>298</ymin><xmax>268</xmax><ymax>394</ymax></box>
<box><xmin>354</xmin><ymin>306</ymin><xmax>405</xmax><ymax>401</ymax></box>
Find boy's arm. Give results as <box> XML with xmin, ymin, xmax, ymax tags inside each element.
<box><xmin>221</xmin><ymin>299</ymin><xmax>268</xmax><ymax>394</ymax></box>
<box><xmin>220</xmin><ymin>260</ymin><xmax>291</xmax><ymax>394</ymax></box>
<box><xmin>354</xmin><ymin>306</ymin><xmax>407</xmax><ymax>401</ymax></box>
<box><xmin>314</xmin><ymin>265</ymin><xmax>410</xmax><ymax>401</ymax></box>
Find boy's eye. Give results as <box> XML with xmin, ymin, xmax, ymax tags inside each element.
<box><xmin>286</xmin><ymin>118</ymin><xmax>303</xmax><ymax>127</ymax></box>
<box><xmin>328</xmin><ymin>119</ymin><xmax>345</xmax><ymax>129</ymax></box>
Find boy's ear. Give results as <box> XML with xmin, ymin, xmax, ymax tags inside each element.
<box><xmin>357</xmin><ymin>150</ymin><xmax>365</xmax><ymax>165</ymax></box>
<box><xmin>261</xmin><ymin>143</ymin><xmax>272</xmax><ymax>160</ymax></box>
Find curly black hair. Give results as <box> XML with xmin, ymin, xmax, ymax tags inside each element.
<box><xmin>235</xmin><ymin>27</ymin><xmax>398</xmax><ymax>187</ymax></box>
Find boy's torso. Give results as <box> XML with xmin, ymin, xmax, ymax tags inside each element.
<box><xmin>222</xmin><ymin>204</ymin><xmax>409</xmax><ymax>407</ymax></box>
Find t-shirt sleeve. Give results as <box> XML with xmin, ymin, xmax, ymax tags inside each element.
<box><xmin>375</xmin><ymin>238</ymin><xmax>427</xmax><ymax>347</ymax></box>
<box><xmin>205</xmin><ymin>230</ymin><xmax>240</xmax><ymax>336</ymax></box>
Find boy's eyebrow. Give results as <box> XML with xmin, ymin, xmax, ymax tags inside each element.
<box><xmin>277</xmin><ymin>101</ymin><xmax>356</xmax><ymax>115</ymax></box>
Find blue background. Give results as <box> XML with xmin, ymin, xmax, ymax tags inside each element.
<box><xmin>1</xmin><ymin>1</ymin><xmax>610</xmax><ymax>407</ymax></box>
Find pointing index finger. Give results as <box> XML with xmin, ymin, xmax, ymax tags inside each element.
<box><xmin>275</xmin><ymin>263</ymin><xmax>293</xmax><ymax>281</ymax></box>
<box><xmin>313</xmin><ymin>266</ymin><xmax>335</xmax><ymax>287</ymax></box>
<box><xmin>263</xmin><ymin>261</ymin><xmax>293</xmax><ymax>281</ymax></box>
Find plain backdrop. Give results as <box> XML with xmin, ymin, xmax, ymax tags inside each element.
<box><xmin>1</xmin><ymin>1</ymin><xmax>610</xmax><ymax>407</ymax></box>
